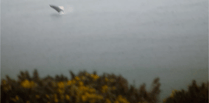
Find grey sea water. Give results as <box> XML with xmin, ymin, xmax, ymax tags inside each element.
<box><xmin>1</xmin><ymin>0</ymin><xmax>208</xmax><ymax>101</ymax></box>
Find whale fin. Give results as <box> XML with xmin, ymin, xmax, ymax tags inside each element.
<box><xmin>50</xmin><ymin>5</ymin><xmax>64</xmax><ymax>13</ymax></box>
<box><xmin>58</xmin><ymin>6</ymin><xmax>64</xmax><ymax>11</ymax></box>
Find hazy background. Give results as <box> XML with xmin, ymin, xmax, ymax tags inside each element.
<box><xmin>1</xmin><ymin>0</ymin><xmax>208</xmax><ymax>101</ymax></box>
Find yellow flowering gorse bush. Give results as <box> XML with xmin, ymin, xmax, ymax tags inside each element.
<box><xmin>21</xmin><ymin>80</ymin><xmax>36</xmax><ymax>88</ymax></box>
<box><xmin>1</xmin><ymin>70</ymin><xmax>162</xmax><ymax>103</ymax></box>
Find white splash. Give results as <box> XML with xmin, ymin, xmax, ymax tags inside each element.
<box><xmin>63</xmin><ymin>5</ymin><xmax>74</xmax><ymax>14</ymax></box>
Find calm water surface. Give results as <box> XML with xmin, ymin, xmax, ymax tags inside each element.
<box><xmin>1</xmin><ymin>0</ymin><xmax>208</xmax><ymax>101</ymax></box>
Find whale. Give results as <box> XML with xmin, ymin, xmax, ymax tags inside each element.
<box><xmin>50</xmin><ymin>5</ymin><xmax>64</xmax><ymax>13</ymax></box>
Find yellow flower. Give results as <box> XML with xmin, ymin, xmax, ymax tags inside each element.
<box><xmin>75</xmin><ymin>76</ymin><xmax>80</xmax><ymax>81</ymax></box>
<box><xmin>97</xmin><ymin>95</ymin><xmax>103</xmax><ymax>99</ymax></box>
<box><xmin>66</xmin><ymin>95</ymin><xmax>70</xmax><ymax>100</ymax></box>
<box><xmin>61</xmin><ymin>95</ymin><xmax>65</xmax><ymax>100</ymax></box>
<box><xmin>57</xmin><ymin>82</ymin><xmax>65</xmax><ymax>88</ymax></box>
<box><xmin>35</xmin><ymin>95</ymin><xmax>40</xmax><ymax>99</ymax></box>
<box><xmin>54</xmin><ymin>94</ymin><xmax>58</xmax><ymax>103</ymax></box>
<box><xmin>89</xmin><ymin>88</ymin><xmax>96</xmax><ymax>93</ymax></box>
<box><xmin>79</xmin><ymin>81</ymin><xmax>84</xmax><ymax>86</ymax></box>
<box><xmin>11</xmin><ymin>98</ymin><xmax>16</xmax><ymax>102</ymax></box>
<box><xmin>54</xmin><ymin>94</ymin><xmax>57</xmax><ymax>97</ymax></box>
<box><xmin>112</xmin><ymin>87</ymin><xmax>116</xmax><ymax>90</ymax></box>
<box><xmin>58</xmin><ymin>88</ymin><xmax>64</xmax><ymax>94</ymax></box>
<box><xmin>2</xmin><ymin>80</ymin><xmax>7</xmax><ymax>85</ymax></box>
<box><xmin>21</xmin><ymin>80</ymin><xmax>30</xmax><ymax>88</ymax></box>
<box><xmin>81</xmin><ymin>76</ymin><xmax>85</xmax><ymax>80</ymax></box>
<box><xmin>102</xmin><ymin>85</ymin><xmax>108</xmax><ymax>93</ymax></box>
<box><xmin>11</xmin><ymin>95</ymin><xmax>19</xmax><ymax>102</ymax></box>
<box><xmin>21</xmin><ymin>80</ymin><xmax>35</xmax><ymax>88</ymax></box>
<box><xmin>90</xmin><ymin>99</ymin><xmax>96</xmax><ymax>103</ymax></box>
<box><xmin>46</xmin><ymin>94</ymin><xmax>49</xmax><ymax>98</ymax></box>
<box><xmin>82</xmin><ymin>95</ymin><xmax>87</xmax><ymax>102</ymax></box>
<box><xmin>105</xmin><ymin>78</ymin><xmax>109</xmax><ymax>82</ymax></box>
<box><xmin>91</xmin><ymin>74</ymin><xmax>99</xmax><ymax>81</ymax></box>
<box><xmin>116</xmin><ymin>95</ymin><xmax>130</xmax><ymax>103</ymax></box>
<box><xmin>67</xmin><ymin>80</ymin><xmax>72</xmax><ymax>85</ymax></box>
<box><xmin>114</xmin><ymin>101</ymin><xmax>119</xmax><ymax>103</ymax></box>
<box><xmin>85</xmin><ymin>72</ymin><xmax>89</xmax><ymax>76</ymax></box>
<box><xmin>26</xmin><ymin>101</ymin><xmax>30</xmax><ymax>103</ymax></box>
<box><xmin>170</xmin><ymin>90</ymin><xmax>178</xmax><ymax>98</ymax></box>
<box><xmin>15</xmin><ymin>96</ymin><xmax>19</xmax><ymax>100</ymax></box>
<box><xmin>3</xmin><ymin>85</ymin><xmax>11</xmax><ymax>91</ymax></box>
<box><xmin>81</xmin><ymin>92</ymin><xmax>103</xmax><ymax>102</ymax></box>
<box><xmin>163</xmin><ymin>99</ymin><xmax>167</xmax><ymax>103</ymax></box>
<box><xmin>52</xmin><ymin>82</ymin><xmax>56</xmax><ymax>87</ymax></box>
<box><xmin>105</xmin><ymin>99</ymin><xmax>111</xmax><ymax>103</ymax></box>
<box><xmin>54</xmin><ymin>98</ymin><xmax>59</xmax><ymax>103</ymax></box>
<box><xmin>109</xmin><ymin>79</ymin><xmax>115</xmax><ymax>82</ymax></box>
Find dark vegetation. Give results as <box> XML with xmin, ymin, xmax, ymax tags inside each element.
<box><xmin>163</xmin><ymin>80</ymin><xmax>208</xmax><ymax>103</ymax></box>
<box><xmin>1</xmin><ymin>69</ymin><xmax>208</xmax><ymax>103</ymax></box>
